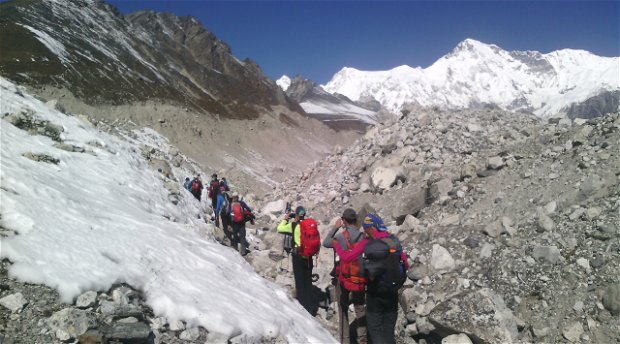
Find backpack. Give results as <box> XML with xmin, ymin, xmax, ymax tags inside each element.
<box><xmin>363</xmin><ymin>235</ymin><xmax>407</xmax><ymax>293</ymax></box>
<box><xmin>191</xmin><ymin>180</ymin><xmax>201</xmax><ymax>193</ymax></box>
<box><xmin>208</xmin><ymin>180</ymin><xmax>220</xmax><ymax>198</ymax></box>
<box><xmin>231</xmin><ymin>202</ymin><xmax>244</xmax><ymax>223</ymax></box>
<box><xmin>337</xmin><ymin>230</ymin><xmax>366</xmax><ymax>292</ymax></box>
<box><xmin>297</xmin><ymin>218</ymin><xmax>320</xmax><ymax>257</ymax></box>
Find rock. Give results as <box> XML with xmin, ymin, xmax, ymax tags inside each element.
<box><xmin>169</xmin><ymin>319</ymin><xmax>185</xmax><ymax>331</ymax></box>
<box><xmin>429</xmin><ymin>288</ymin><xmax>518</xmax><ymax>344</ymax></box>
<box><xmin>602</xmin><ymin>284</ymin><xmax>620</xmax><ymax>315</ymax></box>
<box><xmin>532</xmin><ymin>326</ymin><xmax>550</xmax><ymax>338</ymax></box>
<box><xmin>430</xmin><ymin>244</ymin><xmax>455</xmax><ymax>273</ymax></box>
<box><xmin>576</xmin><ymin>258</ymin><xmax>591</xmax><ymax>272</ymax></box>
<box><xmin>47</xmin><ymin>308</ymin><xmax>96</xmax><ymax>340</ymax></box>
<box><xmin>261</xmin><ymin>200</ymin><xmax>286</xmax><ymax>216</ymax></box>
<box><xmin>179</xmin><ymin>327</ymin><xmax>200</xmax><ymax>341</ymax></box>
<box><xmin>389</xmin><ymin>183</ymin><xmax>428</xmax><ymax>221</ymax></box>
<box><xmin>487</xmin><ymin>156</ymin><xmax>504</xmax><ymax>170</ymax></box>
<box><xmin>480</xmin><ymin>243</ymin><xmax>495</xmax><ymax>259</ymax></box>
<box><xmin>150</xmin><ymin>317</ymin><xmax>166</xmax><ymax>330</ymax></box>
<box><xmin>532</xmin><ymin>245</ymin><xmax>562</xmax><ymax>264</ymax></box>
<box><xmin>483</xmin><ymin>219</ymin><xmax>504</xmax><ymax>238</ymax></box>
<box><xmin>544</xmin><ymin>201</ymin><xmax>557</xmax><ymax>214</ymax></box>
<box><xmin>371</xmin><ymin>166</ymin><xmax>406</xmax><ymax>191</ymax></box>
<box><xmin>429</xmin><ymin>178</ymin><xmax>453</xmax><ymax>201</ymax></box>
<box><xmin>0</xmin><ymin>293</ymin><xmax>28</xmax><ymax>312</ymax></box>
<box><xmin>562</xmin><ymin>322</ymin><xmax>584</xmax><ymax>343</ymax></box>
<box><xmin>590</xmin><ymin>255</ymin><xmax>607</xmax><ymax>268</ymax></box>
<box><xmin>76</xmin><ymin>291</ymin><xmax>98</xmax><ymax>308</ymax></box>
<box><xmin>460</xmin><ymin>164</ymin><xmax>477</xmax><ymax>180</ymax></box>
<box><xmin>103</xmin><ymin>322</ymin><xmax>151</xmax><ymax>341</ymax></box>
<box><xmin>536</xmin><ymin>210</ymin><xmax>555</xmax><ymax>232</ymax></box>
<box><xmin>442</xmin><ymin>333</ymin><xmax>473</xmax><ymax>344</ymax></box>
<box><xmin>99</xmin><ymin>301</ymin><xmax>142</xmax><ymax>318</ymax></box>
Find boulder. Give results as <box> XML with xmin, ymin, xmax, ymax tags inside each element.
<box><xmin>371</xmin><ymin>166</ymin><xmax>406</xmax><ymax>191</ymax></box>
<box><xmin>430</xmin><ymin>244</ymin><xmax>455</xmax><ymax>273</ymax></box>
<box><xmin>261</xmin><ymin>200</ymin><xmax>286</xmax><ymax>216</ymax></box>
<box><xmin>429</xmin><ymin>288</ymin><xmax>518</xmax><ymax>344</ymax></box>
<box><xmin>0</xmin><ymin>293</ymin><xmax>28</xmax><ymax>312</ymax></box>
<box><xmin>47</xmin><ymin>308</ymin><xmax>96</xmax><ymax>340</ymax></box>
<box><xmin>602</xmin><ymin>284</ymin><xmax>620</xmax><ymax>315</ymax></box>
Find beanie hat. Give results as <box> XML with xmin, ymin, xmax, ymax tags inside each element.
<box><xmin>362</xmin><ymin>214</ymin><xmax>388</xmax><ymax>231</ymax></box>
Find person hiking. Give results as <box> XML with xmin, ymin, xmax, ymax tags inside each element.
<box><xmin>215</xmin><ymin>188</ymin><xmax>233</xmax><ymax>245</ymax></box>
<box><xmin>183</xmin><ymin>177</ymin><xmax>192</xmax><ymax>191</ymax></box>
<box><xmin>208</xmin><ymin>174</ymin><xmax>220</xmax><ymax>210</ymax></box>
<box><xmin>277</xmin><ymin>206</ymin><xmax>316</xmax><ymax>314</ymax></box>
<box><xmin>220</xmin><ymin>177</ymin><xmax>230</xmax><ymax>191</ymax></box>
<box><xmin>334</xmin><ymin>214</ymin><xmax>409</xmax><ymax>344</ymax></box>
<box><xmin>190</xmin><ymin>175</ymin><xmax>203</xmax><ymax>201</ymax></box>
<box><xmin>323</xmin><ymin>208</ymin><xmax>368</xmax><ymax>344</ymax></box>
<box><xmin>230</xmin><ymin>193</ymin><xmax>250</xmax><ymax>256</ymax></box>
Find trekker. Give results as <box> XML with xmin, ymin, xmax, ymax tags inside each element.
<box><xmin>277</xmin><ymin>206</ymin><xmax>315</xmax><ymax>314</ymax></box>
<box><xmin>220</xmin><ymin>177</ymin><xmax>230</xmax><ymax>191</ymax></box>
<box><xmin>190</xmin><ymin>175</ymin><xmax>203</xmax><ymax>201</ymax></box>
<box><xmin>230</xmin><ymin>193</ymin><xmax>250</xmax><ymax>256</ymax></box>
<box><xmin>360</xmin><ymin>214</ymin><xmax>409</xmax><ymax>344</ymax></box>
<box><xmin>323</xmin><ymin>208</ymin><xmax>368</xmax><ymax>344</ymax></box>
<box><xmin>183</xmin><ymin>177</ymin><xmax>192</xmax><ymax>191</ymax></box>
<box><xmin>208</xmin><ymin>174</ymin><xmax>220</xmax><ymax>210</ymax></box>
<box><xmin>215</xmin><ymin>188</ymin><xmax>233</xmax><ymax>245</ymax></box>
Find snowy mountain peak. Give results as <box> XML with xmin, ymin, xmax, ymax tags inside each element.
<box><xmin>276</xmin><ymin>75</ymin><xmax>291</xmax><ymax>91</ymax></box>
<box><xmin>323</xmin><ymin>39</ymin><xmax>620</xmax><ymax>118</ymax></box>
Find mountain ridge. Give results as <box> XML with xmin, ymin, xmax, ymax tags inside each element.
<box><xmin>322</xmin><ymin>38</ymin><xmax>619</xmax><ymax>118</ymax></box>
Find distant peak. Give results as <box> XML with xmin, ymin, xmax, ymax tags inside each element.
<box><xmin>454</xmin><ymin>38</ymin><xmax>490</xmax><ymax>51</ymax></box>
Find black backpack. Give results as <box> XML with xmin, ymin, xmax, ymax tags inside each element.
<box><xmin>363</xmin><ymin>235</ymin><xmax>407</xmax><ymax>293</ymax></box>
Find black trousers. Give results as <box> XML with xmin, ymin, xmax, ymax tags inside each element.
<box><xmin>292</xmin><ymin>254</ymin><xmax>314</xmax><ymax>314</ymax></box>
<box><xmin>231</xmin><ymin>221</ymin><xmax>248</xmax><ymax>255</ymax></box>
<box><xmin>336</xmin><ymin>282</ymin><xmax>366</xmax><ymax>344</ymax></box>
<box><xmin>366</xmin><ymin>291</ymin><xmax>398</xmax><ymax>344</ymax></box>
<box><xmin>221</xmin><ymin>215</ymin><xmax>234</xmax><ymax>245</ymax></box>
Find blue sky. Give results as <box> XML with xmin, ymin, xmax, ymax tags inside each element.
<box><xmin>108</xmin><ymin>1</ymin><xmax>619</xmax><ymax>84</ymax></box>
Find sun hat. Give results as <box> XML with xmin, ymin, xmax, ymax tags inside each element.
<box><xmin>362</xmin><ymin>214</ymin><xmax>388</xmax><ymax>231</ymax></box>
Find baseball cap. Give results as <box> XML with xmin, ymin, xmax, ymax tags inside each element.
<box><xmin>362</xmin><ymin>214</ymin><xmax>388</xmax><ymax>231</ymax></box>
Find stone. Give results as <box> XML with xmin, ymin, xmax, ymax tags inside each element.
<box><xmin>536</xmin><ymin>210</ymin><xmax>554</xmax><ymax>232</ymax></box>
<box><xmin>562</xmin><ymin>322</ymin><xmax>584</xmax><ymax>342</ymax></box>
<box><xmin>460</xmin><ymin>164</ymin><xmax>477</xmax><ymax>180</ymax></box>
<box><xmin>0</xmin><ymin>293</ymin><xmax>27</xmax><ymax>312</ymax></box>
<box><xmin>532</xmin><ymin>245</ymin><xmax>562</xmax><ymax>264</ymax></box>
<box><xmin>602</xmin><ymin>284</ymin><xmax>620</xmax><ymax>315</ymax></box>
<box><xmin>103</xmin><ymin>322</ymin><xmax>151</xmax><ymax>341</ymax></box>
<box><xmin>261</xmin><ymin>200</ymin><xmax>286</xmax><ymax>216</ymax></box>
<box><xmin>169</xmin><ymin>319</ymin><xmax>185</xmax><ymax>331</ymax></box>
<box><xmin>76</xmin><ymin>291</ymin><xmax>98</xmax><ymax>308</ymax></box>
<box><xmin>430</xmin><ymin>244</ymin><xmax>455</xmax><ymax>273</ymax></box>
<box><xmin>442</xmin><ymin>333</ymin><xmax>473</xmax><ymax>344</ymax></box>
<box><xmin>429</xmin><ymin>288</ymin><xmax>518</xmax><ymax>344</ymax></box>
<box><xmin>371</xmin><ymin>166</ymin><xmax>406</xmax><ymax>191</ymax></box>
<box><xmin>576</xmin><ymin>258</ymin><xmax>590</xmax><ymax>272</ymax></box>
<box><xmin>480</xmin><ymin>243</ymin><xmax>495</xmax><ymax>259</ymax></box>
<box><xmin>487</xmin><ymin>156</ymin><xmax>504</xmax><ymax>170</ymax></box>
<box><xmin>179</xmin><ymin>327</ymin><xmax>200</xmax><ymax>341</ymax></box>
<box><xmin>47</xmin><ymin>308</ymin><xmax>96</xmax><ymax>340</ymax></box>
<box><xmin>150</xmin><ymin>317</ymin><xmax>166</xmax><ymax>330</ymax></box>
<box><xmin>544</xmin><ymin>201</ymin><xmax>557</xmax><ymax>214</ymax></box>
<box><xmin>483</xmin><ymin>219</ymin><xmax>504</xmax><ymax>237</ymax></box>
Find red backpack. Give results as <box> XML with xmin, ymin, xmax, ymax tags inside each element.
<box><xmin>298</xmin><ymin>218</ymin><xmax>320</xmax><ymax>257</ymax></box>
<box><xmin>231</xmin><ymin>202</ymin><xmax>244</xmax><ymax>223</ymax></box>
<box><xmin>336</xmin><ymin>230</ymin><xmax>366</xmax><ymax>292</ymax></box>
<box><xmin>191</xmin><ymin>180</ymin><xmax>202</xmax><ymax>193</ymax></box>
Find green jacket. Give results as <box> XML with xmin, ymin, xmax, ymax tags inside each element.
<box><xmin>277</xmin><ymin>220</ymin><xmax>301</xmax><ymax>247</ymax></box>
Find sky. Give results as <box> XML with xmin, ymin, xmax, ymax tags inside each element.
<box><xmin>107</xmin><ymin>1</ymin><xmax>619</xmax><ymax>84</ymax></box>
<box><xmin>0</xmin><ymin>76</ymin><xmax>335</xmax><ymax>343</ymax></box>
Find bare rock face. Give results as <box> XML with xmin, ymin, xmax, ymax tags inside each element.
<box><xmin>429</xmin><ymin>289</ymin><xmax>518</xmax><ymax>344</ymax></box>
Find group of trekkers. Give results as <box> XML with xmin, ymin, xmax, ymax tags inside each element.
<box><xmin>184</xmin><ymin>173</ymin><xmax>255</xmax><ymax>256</ymax></box>
<box><xmin>277</xmin><ymin>206</ymin><xmax>408</xmax><ymax>344</ymax></box>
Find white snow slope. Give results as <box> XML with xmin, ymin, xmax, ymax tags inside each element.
<box><xmin>0</xmin><ymin>77</ymin><xmax>335</xmax><ymax>343</ymax></box>
<box><xmin>323</xmin><ymin>38</ymin><xmax>620</xmax><ymax>117</ymax></box>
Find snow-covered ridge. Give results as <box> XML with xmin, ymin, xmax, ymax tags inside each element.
<box><xmin>322</xmin><ymin>38</ymin><xmax>620</xmax><ymax>117</ymax></box>
<box><xmin>276</xmin><ymin>75</ymin><xmax>291</xmax><ymax>91</ymax></box>
<box><xmin>0</xmin><ymin>77</ymin><xmax>334</xmax><ymax>343</ymax></box>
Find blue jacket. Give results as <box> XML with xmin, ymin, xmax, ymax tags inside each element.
<box><xmin>216</xmin><ymin>194</ymin><xmax>230</xmax><ymax>215</ymax></box>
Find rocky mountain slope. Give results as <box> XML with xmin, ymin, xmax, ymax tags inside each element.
<box><xmin>1</xmin><ymin>79</ymin><xmax>619</xmax><ymax>343</ymax></box>
<box><xmin>245</xmin><ymin>106</ymin><xmax>620</xmax><ymax>343</ymax></box>
<box><xmin>323</xmin><ymin>39</ymin><xmax>619</xmax><ymax>118</ymax></box>
<box><xmin>0</xmin><ymin>0</ymin><xmax>299</xmax><ymax>119</ymax></box>
<box><xmin>280</xmin><ymin>75</ymin><xmax>378</xmax><ymax>132</ymax></box>
<box><xmin>0</xmin><ymin>0</ymin><xmax>358</xmax><ymax>191</ymax></box>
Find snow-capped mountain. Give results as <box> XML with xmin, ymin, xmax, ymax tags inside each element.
<box><xmin>276</xmin><ymin>75</ymin><xmax>292</xmax><ymax>91</ymax></box>
<box><xmin>323</xmin><ymin>39</ymin><xmax>619</xmax><ymax>118</ymax></box>
<box><xmin>280</xmin><ymin>75</ymin><xmax>378</xmax><ymax>131</ymax></box>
